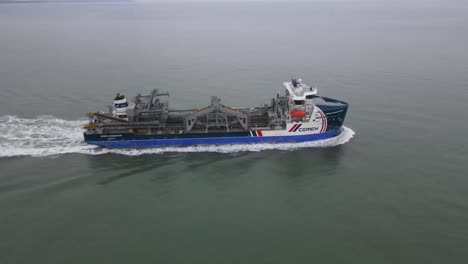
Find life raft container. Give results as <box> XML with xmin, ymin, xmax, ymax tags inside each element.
<box><xmin>290</xmin><ymin>109</ymin><xmax>306</xmax><ymax>118</ymax></box>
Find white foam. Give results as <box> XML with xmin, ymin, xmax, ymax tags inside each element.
<box><xmin>0</xmin><ymin>115</ymin><xmax>355</xmax><ymax>158</ymax></box>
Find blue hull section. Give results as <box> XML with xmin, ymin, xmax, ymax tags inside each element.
<box><xmin>86</xmin><ymin>128</ymin><xmax>343</xmax><ymax>148</ymax></box>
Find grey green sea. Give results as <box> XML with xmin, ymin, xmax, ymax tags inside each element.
<box><xmin>1</xmin><ymin>1</ymin><xmax>468</xmax><ymax>263</ymax></box>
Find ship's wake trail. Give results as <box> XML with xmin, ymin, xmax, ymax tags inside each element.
<box><xmin>0</xmin><ymin>115</ymin><xmax>355</xmax><ymax>158</ymax></box>
<box><xmin>0</xmin><ymin>115</ymin><xmax>91</xmax><ymax>157</ymax></box>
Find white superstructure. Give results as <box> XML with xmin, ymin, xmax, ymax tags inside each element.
<box><xmin>283</xmin><ymin>78</ymin><xmax>318</xmax><ymax>101</ymax></box>
<box><xmin>113</xmin><ymin>93</ymin><xmax>128</xmax><ymax>119</ymax></box>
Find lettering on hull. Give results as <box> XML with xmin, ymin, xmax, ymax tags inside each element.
<box><xmin>298</xmin><ymin>127</ymin><xmax>319</xmax><ymax>132</ymax></box>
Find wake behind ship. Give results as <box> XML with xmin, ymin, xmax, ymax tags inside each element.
<box><xmin>83</xmin><ymin>78</ymin><xmax>348</xmax><ymax>148</ymax></box>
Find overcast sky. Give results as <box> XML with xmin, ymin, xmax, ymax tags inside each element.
<box><xmin>0</xmin><ymin>0</ymin><xmax>383</xmax><ymax>2</ymax></box>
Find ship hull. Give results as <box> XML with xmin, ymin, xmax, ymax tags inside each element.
<box><xmin>84</xmin><ymin>127</ymin><xmax>343</xmax><ymax>148</ymax></box>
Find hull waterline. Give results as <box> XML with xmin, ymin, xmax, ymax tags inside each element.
<box><xmin>85</xmin><ymin>128</ymin><xmax>343</xmax><ymax>148</ymax></box>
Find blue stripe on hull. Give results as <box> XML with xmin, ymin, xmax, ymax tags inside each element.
<box><xmin>86</xmin><ymin>128</ymin><xmax>343</xmax><ymax>148</ymax></box>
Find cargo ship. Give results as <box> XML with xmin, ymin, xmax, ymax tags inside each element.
<box><xmin>83</xmin><ymin>78</ymin><xmax>348</xmax><ymax>148</ymax></box>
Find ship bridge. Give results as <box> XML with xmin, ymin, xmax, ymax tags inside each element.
<box><xmin>283</xmin><ymin>78</ymin><xmax>317</xmax><ymax>101</ymax></box>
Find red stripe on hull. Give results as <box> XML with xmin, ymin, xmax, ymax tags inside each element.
<box><xmin>288</xmin><ymin>124</ymin><xmax>298</xmax><ymax>132</ymax></box>
<box><xmin>319</xmin><ymin>110</ymin><xmax>328</xmax><ymax>133</ymax></box>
